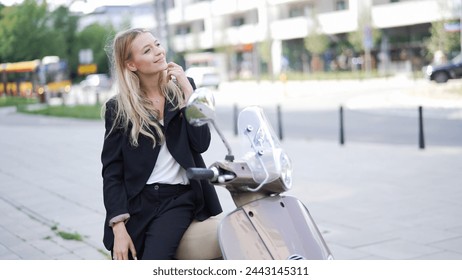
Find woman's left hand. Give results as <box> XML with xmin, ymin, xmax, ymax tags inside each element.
<box><xmin>167</xmin><ymin>62</ymin><xmax>193</xmax><ymax>102</ymax></box>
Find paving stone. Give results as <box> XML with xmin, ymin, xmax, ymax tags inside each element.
<box><xmin>414</xmin><ymin>250</ymin><xmax>462</xmax><ymax>260</ymax></box>
<box><xmin>356</xmin><ymin>239</ymin><xmax>442</xmax><ymax>260</ymax></box>
<box><xmin>397</xmin><ymin>226</ymin><xmax>461</xmax><ymax>245</ymax></box>
<box><xmin>7</xmin><ymin>242</ymin><xmax>49</xmax><ymax>260</ymax></box>
<box><xmin>430</xmin><ymin>237</ymin><xmax>462</xmax><ymax>255</ymax></box>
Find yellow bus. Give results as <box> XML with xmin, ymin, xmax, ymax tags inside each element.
<box><xmin>0</xmin><ymin>56</ymin><xmax>71</xmax><ymax>100</ymax></box>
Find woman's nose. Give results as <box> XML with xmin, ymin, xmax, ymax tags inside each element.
<box><xmin>154</xmin><ymin>47</ymin><xmax>163</xmax><ymax>57</ymax></box>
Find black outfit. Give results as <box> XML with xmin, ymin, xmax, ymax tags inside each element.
<box><xmin>101</xmin><ymin>80</ymin><xmax>222</xmax><ymax>259</ymax></box>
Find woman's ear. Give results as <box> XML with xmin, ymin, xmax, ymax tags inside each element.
<box><xmin>126</xmin><ymin>60</ymin><xmax>137</xmax><ymax>72</ymax></box>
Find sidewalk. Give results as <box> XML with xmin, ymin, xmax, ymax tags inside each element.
<box><xmin>1</xmin><ymin>77</ymin><xmax>461</xmax><ymax>259</ymax></box>
<box><xmin>1</xmin><ymin>112</ymin><xmax>461</xmax><ymax>260</ymax></box>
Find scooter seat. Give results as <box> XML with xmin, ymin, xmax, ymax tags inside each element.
<box><xmin>175</xmin><ymin>216</ymin><xmax>222</xmax><ymax>260</ymax></box>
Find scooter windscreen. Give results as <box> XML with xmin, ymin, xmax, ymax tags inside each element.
<box><xmin>237</xmin><ymin>106</ymin><xmax>293</xmax><ymax>191</ymax></box>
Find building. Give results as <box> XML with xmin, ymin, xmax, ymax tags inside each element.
<box><xmin>81</xmin><ymin>0</ymin><xmax>461</xmax><ymax>79</ymax></box>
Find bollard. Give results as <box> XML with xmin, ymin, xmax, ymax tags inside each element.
<box><xmin>233</xmin><ymin>104</ymin><xmax>238</xmax><ymax>136</ymax></box>
<box><xmin>277</xmin><ymin>104</ymin><xmax>283</xmax><ymax>140</ymax></box>
<box><xmin>418</xmin><ymin>106</ymin><xmax>425</xmax><ymax>149</ymax></box>
<box><xmin>339</xmin><ymin>106</ymin><xmax>345</xmax><ymax>145</ymax></box>
<box><xmin>95</xmin><ymin>90</ymin><xmax>101</xmax><ymax>106</ymax></box>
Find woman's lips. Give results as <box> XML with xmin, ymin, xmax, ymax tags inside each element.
<box><xmin>154</xmin><ymin>57</ymin><xmax>165</xmax><ymax>64</ymax></box>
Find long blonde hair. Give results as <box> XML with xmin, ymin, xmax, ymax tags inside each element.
<box><xmin>104</xmin><ymin>28</ymin><xmax>185</xmax><ymax>147</ymax></box>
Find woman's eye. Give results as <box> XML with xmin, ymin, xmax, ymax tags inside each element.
<box><xmin>144</xmin><ymin>48</ymin><xmax>151</xmax><ymax>54</ymax></box>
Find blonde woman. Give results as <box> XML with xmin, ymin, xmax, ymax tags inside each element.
<box><xmin>101</xmin><ymin>28</ymin><xmax>222</xmax><ymax>260</ymax></box>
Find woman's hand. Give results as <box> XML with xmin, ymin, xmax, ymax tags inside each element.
<box><xmin>167</xmin><ymin>62</ymin><xmax>194</xmax><ymax>102</ymax></box>
<box><xmin>112</xmin><ymin>221</ymin><xmax>137</xmax><ymax>260</ymax></box>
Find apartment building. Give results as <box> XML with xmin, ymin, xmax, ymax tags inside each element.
<box><xmin>82</xmin><ymin>0</ymin><xmax>461</xmax><ymax>78</ymax></box>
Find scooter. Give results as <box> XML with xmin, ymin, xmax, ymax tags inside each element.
<box><xmin>175</xmin><ymin>88</ymin><xmax>333</xmax><ymax>260</ymax></box>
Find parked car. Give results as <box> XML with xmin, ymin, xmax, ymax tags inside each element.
<box><xmin>185</xmin><ymin>67</ymin><xmax>220</xmax><ymax>89</ymax></box>
<box><xmin>425</xmin><ymin>53</ymin><xmax>462</xmax><ymax>83</ymax></box>
<box><xmin>80</xmin><ymin>74</ymin><xmax>112</xmax><ymax>90</ymax></box>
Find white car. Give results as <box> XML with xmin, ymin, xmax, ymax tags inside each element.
<box><xmin>185</xmin><ymin>67</ymin><xmax>220</xmax><ymax>89</ymax></box>
<box><xmin>80</xmin><ymin>74</ymin><xmax>112</xmax><ymax>90</ymax></box>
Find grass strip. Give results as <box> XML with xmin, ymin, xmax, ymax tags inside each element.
<box><xmin>18</xmin><ymin>104</ymin><xmax>103</xmax><ymax>120</ymax></box>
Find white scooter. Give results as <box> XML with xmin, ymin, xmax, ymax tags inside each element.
<box><xmin>175</xmin><ymin>88</ymin><xmax>333</xmax><ymax>260</ymax></box>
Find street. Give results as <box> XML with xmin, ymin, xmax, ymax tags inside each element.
<box><xmin>64</xmin><ymin>76</ymin><xmax>462</xmax><ymax>149</ymax></box>
<box><xmin>211</xmin><ymin>76</ymin><xmax>462</xmax><ymax>148</ymax></box>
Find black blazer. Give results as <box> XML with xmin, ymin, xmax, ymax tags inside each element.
<box><xmin>101</xmin><ymin>80</ymin><xmax>222</xmax><ymax>250</ymax></box>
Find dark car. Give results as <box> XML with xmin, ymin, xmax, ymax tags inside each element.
<box><xmin>425</xmin><ymin>53</ymin><xmax>462</xmax><ymax>83</ymax></box>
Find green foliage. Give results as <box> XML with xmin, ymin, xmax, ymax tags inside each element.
<box><xmin>259</xmin><ymin>40</ymin><xmax>271</xmax><ymax>64</ymax></box>
<box><xmin>49</xmin><ymin>6</ymin><xmax>80</xmax><ymax>76</ymax></box>
<box><xmin>0</xmin><ymin>1</ymin><xmax>74</xmax><ymax>62</ymax></box>
<box><xmin>426</xmin><ymin>20</ymin><xmax>460</xmax><ymax>59</ymax></box>
<box><xmin>304</xmin><ymin>32</ymin><xmax>329</xmax><ymax>55</ymax></box>
<box><xmin>0</xmin><ymin>96</ymin><xmax>38</xmax><ymax>107</ymax></box>
<box><xmin>19</xmin><ymin>104</ymin><xmax>103</xmax><ymax>120</ymax></box>
<box><xmin>303</xmin><ymin>8</ymin><xmax>329</xmax><ymax>56</ymax></box>
<box><xmin>0</xmin><ymin>0</ymin><xmax>52</xmax><ymax>61</ymax></box>
<box><xmin>0</xmin><ymin>2</ymin><xmax>115</xmax><ymax>79</ymax></box>
<box><xmin>76</xmin><ymin>23</ymin><xmax>116</xmax><ymax>75</ymax></box>
<box><xmin>51</xmin><ymin>224</ymin><xmax>83</xmax><ymax>241</ymax></box>
<box><xmin>57</xmin><ymin>231</ymin><xmax>83</xmax><ymax>241</ymax></box>
<box><xmin>347</xmin><ymin>26</ymin><xmax>382</xmax><ymax>54</ymax></box>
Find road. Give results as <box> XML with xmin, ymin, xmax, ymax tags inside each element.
<box><xmin>60</xmin><ymin>76</ymin><xmax>462</xmax><ymax>148</ymax></box>
<box><xmin>210</xmin><ymin>77</ymin><xmax>462</xmax><ymax>148</ymax></box>
<box><xmin>61</xmin><ymin>76</ymin><xmax>462</xmax><ymax>148</ymax></box>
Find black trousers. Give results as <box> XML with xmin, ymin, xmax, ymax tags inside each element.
<box><xmin>124</xmin><ymin>183</ymin><xmax>196</xmax><ymax>260</ymax></box>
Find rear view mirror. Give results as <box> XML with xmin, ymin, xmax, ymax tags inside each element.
<box><xmin>185</xmin><ymin>88</ymin><xmax>234</xmax><ymax>161</ymax></box>
<box><xmin>185</xmin><ymin>88</ymin><xmax>216</xmax><ymax>126</ymax></box>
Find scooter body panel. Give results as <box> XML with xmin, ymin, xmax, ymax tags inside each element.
<box><xmin>218</xmin><ymin>195</ymin><xmax>332</xmax><ymax>260</ymax></box>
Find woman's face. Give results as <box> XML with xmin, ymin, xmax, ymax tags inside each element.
<box><xmin>126</xmin><ymin>32</ymin><xmax>167</xmax><ymax>75</ymax></box>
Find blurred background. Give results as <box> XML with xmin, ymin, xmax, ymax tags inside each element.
<box><xmin>1</xmin><ymin>0</ymin><xmax>462</xmax><ymax>261</ymax></box>
<box><xmin>1</xmin><ymin>0</ymin><xmax>462</xmax><ymax>102</ymax></box>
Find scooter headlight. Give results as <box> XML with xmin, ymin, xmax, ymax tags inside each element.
<box><xmin>279</xmin><ymin>151</ymin><xmax>293</xmax><ymax>190</ymax></box>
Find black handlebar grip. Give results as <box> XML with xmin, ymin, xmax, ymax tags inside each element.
<box><xmin>186</xmin><ymin>168</ymin><xmax>215</xmax><ymax>180</ymax></box>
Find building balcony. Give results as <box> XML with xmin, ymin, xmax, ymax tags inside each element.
<box><xmin>172</xmin><ymin>31</ymin><xmax>215</xmax><ymax>52</ymax></box>
<box><xmin>372</xmin><ymin>0</ymin><xmax>446</xmax><ymax>29</ymax></box>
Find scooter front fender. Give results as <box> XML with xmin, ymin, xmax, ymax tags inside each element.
<box><xmin>218</xmin><ymin>195</ymin><xmax>332</xmax><ymax>260</ymax></box>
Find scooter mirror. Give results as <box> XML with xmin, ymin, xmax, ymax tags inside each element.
<box><xmin>185</xmin><ymin>88</ymin><xmax>216</xmax><ymax>127</ymax></box>
<box><xmin>185</xmin><ymin>88</ymin><xmax>235</xmax><ymax>161</ymax></box>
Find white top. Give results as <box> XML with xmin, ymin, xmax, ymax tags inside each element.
<box><xmin>146</xmin><ymin>137</ymin><xmax>189</xmax><ymax>185</ymax></box>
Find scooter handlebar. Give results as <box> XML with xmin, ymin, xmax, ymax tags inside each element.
<box><xmin>186</xmin><ymin>167</ymin><xmax>216</xmax><ymax>180</ymax></box>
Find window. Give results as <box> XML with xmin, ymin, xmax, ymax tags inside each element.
<box><xmin>192</xmin><ymin>20</ymin><xmax>205</xmax><ymax>32</ymax></box>
<box><xmin>175</xmin><ymin>24</ymin><xmax>191</xmax><ymax>35</ymax></box>
<box><xmin>289</xmin><ymin>5</ymin><xmax>306</xmax><ymax>18</ymax></box>
<box><xmin>336</xmin><ymin>0</ymin><xmax>348</xmax><ymax>10</ymax></box>
<box><xmin>231</xmin><ymin>16</ymin><xmax>245</xmax><ymax>27</ymax></box>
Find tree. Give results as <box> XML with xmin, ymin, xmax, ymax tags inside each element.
<box><xmin>0</xmin><ymin>0</ymin><xmax>61</xmax><ymax>62</ymax></box>
<box><xmin>75</xmin><ymin>23</ymin><xmax>116</xmax><ymax>76</ymax></box>
<box><xmin>49</xmin><ymin>6</ymin><xmax>80</xmax><ymax>78</ymax></box>
<box><xmin>304</xmin><ymin>13</ymin><xmax>329</xmax><ymax>72</ymax></box>
<box><xmin>304</xmin><ymin>31</ymin><xmax>329</xmax><ymax>56</ymax></box>
<box><xmin>347</xmin><ymin>1</ymin><xmax>381</xmax><ymax>73</ymax></box>
<box><xmin>425</xmin><ymin>0</ymin><xmax>461</xmax><ymax>62</ymax></box>
<box><xmin>347</xmin><ymin>26</ymin><xmax>382</xmax><ymax>53</ymax></box>
<box><xmin>426</xmin><ymin>20</ymin><xmax>460</xmax><ymax>61</ymax></box>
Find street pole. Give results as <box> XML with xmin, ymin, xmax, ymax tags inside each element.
<box><xmin>155</xmin><ymin>0</ymin><xmax>173</xmax><ymax>61</ymax></box>
<box><xmin>460</xmin><ymin>2</ymin><xmax>462</xmax><ymax>53</ymax></box>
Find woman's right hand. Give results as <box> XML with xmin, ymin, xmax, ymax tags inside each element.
<box><xmin>112</xmin><ymin>221</ymin><xmax>137</xmax><ymax>260</ymax></box>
